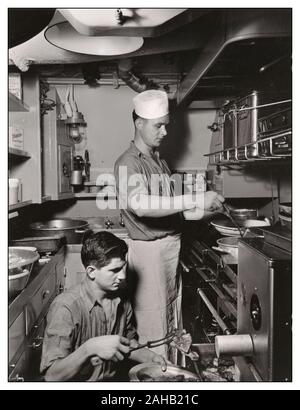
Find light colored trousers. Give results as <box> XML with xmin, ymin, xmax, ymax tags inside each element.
<box><xmin>127</xmin><ymin>234</ymin><xmax>182</xmax><ymax>361</ymax></box>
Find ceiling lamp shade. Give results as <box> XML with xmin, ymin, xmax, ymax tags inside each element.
<box><xmin>9</xmin><ymin>8</ymin><xmax>56</xmax><ymax>48</ymax></box>
<box><xmin>44</xmin><ymin>22</ymin><xmax>144</xmax><ymax>56</ymax></box>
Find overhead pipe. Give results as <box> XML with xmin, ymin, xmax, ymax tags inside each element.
<box><xmin>69</xmin><ymin>84</ymin><xmax>78</xmax><ymax>114</ymax></box>
<box><xmin>118</xmin><ymin>59</ymin><xmax>155</xmax><ymax>93</ymax></box>
<box><xmin>64</xmin><ymin>85</ymin><xmax>73</xmax><ymax>117</ymax></box>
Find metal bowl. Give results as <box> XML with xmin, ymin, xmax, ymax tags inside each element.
<box><xmin>9</xmin><ymin>269</ymin><xmax>31</xmax><ymax>298</ymax></box>
<box><xmin>9</xmin><ymin>247</ymin><xmax>39</xmax><ymax>274</ymax></box>
<box><xmin>30</xmin><ymin>218</ymin><xmax>88</xmax><ymax>230</ymax></box>
<box><xmin>128</xmin><ymin>363</ymin><xmax>200</xmax><ymax>382</ymax></box>
<box><xmin>230</xmin><ymin>208</ymin><xmax>257</xmax><ymax>222</ymax></box>
<box><xmin>30</xmin><ymin>218</ymin><xmax>89</xmax><ymax>244</ymax></box>
<box><xmin>9</xmin><ymin>247</ymin><xmax>40</xmax><ymax>298</ymax></box>
<box><xmin>213</xmin><ymin>237</ymin><xmax>240</xmax><ymax>265</ymax></box>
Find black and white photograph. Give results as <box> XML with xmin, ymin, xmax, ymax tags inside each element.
<box><xmin>5</xmin><ymin>3</ymin><xmax>297</xmax><ymax>390</ymax></box>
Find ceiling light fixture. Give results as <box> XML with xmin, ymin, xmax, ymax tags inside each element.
<box><xmin>44</xmin><ymin>21</ymin><xmax>144</xmax><ymax>56</ymax></box>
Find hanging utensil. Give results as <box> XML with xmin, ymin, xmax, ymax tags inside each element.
<box><xmin>84</xmin><ymin>149</ymin><xmax>90</xmax><ymax>182</ymax></box>
<box><xmin>170</xmin><ymin>329</ymin><xmax>202</xmax><ymax>379</ymax></box>
<box><xmin>221</xmin><ymin>203</ymin><xmax>245</xmax><ymax>237</ymax></box>
<box><xmin>204</xmin><ymin>177</ymin><xmax>245</xmax><ymax>237</ymax></box>
<box><xmin>128</xmin><ymin>329</ymin><xmax>178</xmax><ymax>352</ymax></box>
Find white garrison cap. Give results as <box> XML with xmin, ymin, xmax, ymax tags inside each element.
<box><xmin>133</xmin><ymin>90</ymin><xmax>169</xmax><ymax>119</ymax></box>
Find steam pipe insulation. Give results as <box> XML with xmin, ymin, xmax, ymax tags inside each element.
<box><xmin>118</xmin><ymin>59</ymin><xmax>149</xmax><ymax>93</ymax></box>
<box><xmin>69</xmin><ymin>84</ymin><xmax>78</xmax><ymax>113</ymax></box>
<box><xmin>64</xmin><ymin>85</ymin><xmax>73</xmax><ymax>118</ymax></box>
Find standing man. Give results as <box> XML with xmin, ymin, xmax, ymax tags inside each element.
<box><xmin>114</xmin><ymin>90</ymin><xmax>224</xmax><ymax>360</ymax></box>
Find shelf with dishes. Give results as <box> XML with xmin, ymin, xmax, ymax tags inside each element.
<box><xmin>9</xmin><ymin>147</ymin><xmax>31</xmax><ymax>159</ymax></box>
<box><xmin>9</xmin><ymin>72</ymin><xmax>42</xmax><ymax>205</ymax></box>
<box><xmin>9</xmin><ymin>200</ymin><xmax>33</xmax><ymax>212</ymax></box>
<box><xmin>205</xmin><ymin>130</ymin><xmax>292</xmax><ymax>165</ymax></box>
<box><xmin>74</xmin><ymin>193</ymin><xmax>117</xmax><ymax>199</ymax></box>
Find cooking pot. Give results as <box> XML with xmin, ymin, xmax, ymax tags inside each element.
<box><xmin>30</xmin><ymin>218</ymin><xmax>89</xmax><ymax>244</ymax></box>
<box><xmin>212</xmin><ymin>237</ymin><xmax>240</xmax><ymax>265</ymax></box>
<box><xmin>128</xmin><ymin>363</ymin><xmax>200</xmax><ymax>382</ymax></box>
<box><xmin>230</xmin><ymin>208</ymin><xmax>257</xmax><ymax>222</ymax></box>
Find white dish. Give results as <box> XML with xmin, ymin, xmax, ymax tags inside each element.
<box><xmin>211</xmin><ymin>220</ymin><xmax>241</xmax><ymax>236</ymax></box>
<box><xmin>242</xmin><ymin>220</ymin><xmax>270</xmax><ymax>228</ymax></box>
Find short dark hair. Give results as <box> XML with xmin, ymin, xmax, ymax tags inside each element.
<box><xmin>81</xmin><ymin>230</ymin><xmax>128</xmax><ymax>269</ymax></box>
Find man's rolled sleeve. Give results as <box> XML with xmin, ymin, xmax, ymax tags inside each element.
<box><xmin>40</xmin><ymin>300</ymin><xmax>75</xmax><ymax>374</ymax></box>
<box><xmin>115</xmin><ymin>157</ymin><xmax>148</xmax><ymax>210</ymax></box>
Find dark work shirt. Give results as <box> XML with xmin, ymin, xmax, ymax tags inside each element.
<box><xmin>40</xmin><ymin>278</ymin><xmax>137</xmax><ymax>381</ymax></box>
<box><xmin>114</xmin><ymin>142</ymin><xmax>183</xmax><ymax>240</ymax></box>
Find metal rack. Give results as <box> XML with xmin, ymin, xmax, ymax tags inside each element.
<box><xmin>205</xmin><ymin>130</ymin><xmax>292</xmax><ymax>165</ymax></box>
<box><xmin>181</xmin><ymin>236</ymin><xmax>237</xmax><ymax>341</ymax></box>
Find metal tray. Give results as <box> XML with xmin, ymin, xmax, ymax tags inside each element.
<box><xmin>128</xmin><ymin>363</ymin><xmax>200</xmax><ymax>382</ymax></box>
<box><xmin>261</xmin><ymin>226</ymin><xmax>292</xmax><ymax>252</ymax></box>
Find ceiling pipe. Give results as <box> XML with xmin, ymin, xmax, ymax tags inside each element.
<box><xmin>117</xmin><ymin>59</ymin><xmax>148</xmax><ymax>93</ymax></box>
<box><xmin>9</xmin><ymin>49</ymin><xmax>35</xmax><ymax>72</ymax></box>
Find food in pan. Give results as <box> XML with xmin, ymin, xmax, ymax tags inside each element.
<box><xmin>9</xmin><ymin>254</ymin><xmax>25</xmax><ymax>267</ymax></box>
<box><xmin>171</xmin><ymin>329</ymin><xmax>192</xmax><ymax>353</ymax></box>
<box><xmin>140</xmin><ymin>374</ymin><xmax>199</xmax><ymax>382</ymax></box>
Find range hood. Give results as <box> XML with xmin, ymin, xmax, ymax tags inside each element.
<box><xmin>177</xmin><ymin>8</ymin><xmax>292</xmax><ymax>105</ymax></box>
<box><xmin>8</xmin><ymin>8</ymin><xmax>291</xmax><ymax>104</ymax></box>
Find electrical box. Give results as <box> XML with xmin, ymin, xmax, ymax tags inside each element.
<box><xmin>42</xmin><ymin>86</ymin><xmax>74</xmax><ymax>200</ymax></box>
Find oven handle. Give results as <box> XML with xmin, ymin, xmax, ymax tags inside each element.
<box><xmin>197</xmin><ymin>288</ymin><xmax>231</xmax><ymax>335</ymax></box>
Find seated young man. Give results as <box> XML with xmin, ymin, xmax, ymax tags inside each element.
<box><xmin>40</xmin><ymin>230</ymin><xmax>166</xmax><ymax>381</ymax></box>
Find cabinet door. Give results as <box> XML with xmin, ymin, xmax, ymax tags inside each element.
<box><xmin>9</xmin><ymin>351</ymin><xmax>27</xmax><ymax>382</ymax></box>
<box><xmin>26</xmin><ymin>272</ymin><xmax>56</xmax><ymax>333</ymax></box>
<box><xmin>9</xmin><ymin>311</ymin><xmax>26</xmax><ymax>362</ymax></box>
<box><xmin>56</xmin><ymin>257</ymin><xmax>66</xmax><ymax>295</ymax></box>
<box><xmin>9</xmin><ymin>72</ymin><xmax>42</xmax><ymax>204</ymax></box>
<box><xmin>58</xmin><ymin>144</ymin><xmax>72</xmax><ymax>194</ymax></box>
<box><xmin>42</xmin><ymin>86</ymin><xmax>74</xmax><ymax>200</ymax></box>
<box><xmin>26</xmin><ymin>316</ymin><xmax>47</xmax><ymax>382</ymax></box>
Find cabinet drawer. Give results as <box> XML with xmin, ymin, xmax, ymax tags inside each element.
<box><xmin>9</xmin><ymin>311</ymin><xmax>26</xmax><ymax>362</ymax></box>
<box><xmin>9</xmin><ymin>350</ymin><xmax>27</xmax><ymax>382</ymax></box>
<box><xmin>26</xmin><ymin>272</ymin><xmax>56</xmax><ymax>333</ymax></box>
<box><xmin>26</xmin><ymin>316</ymin><xmax>47</xmax><ymax>381</ymax></box>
